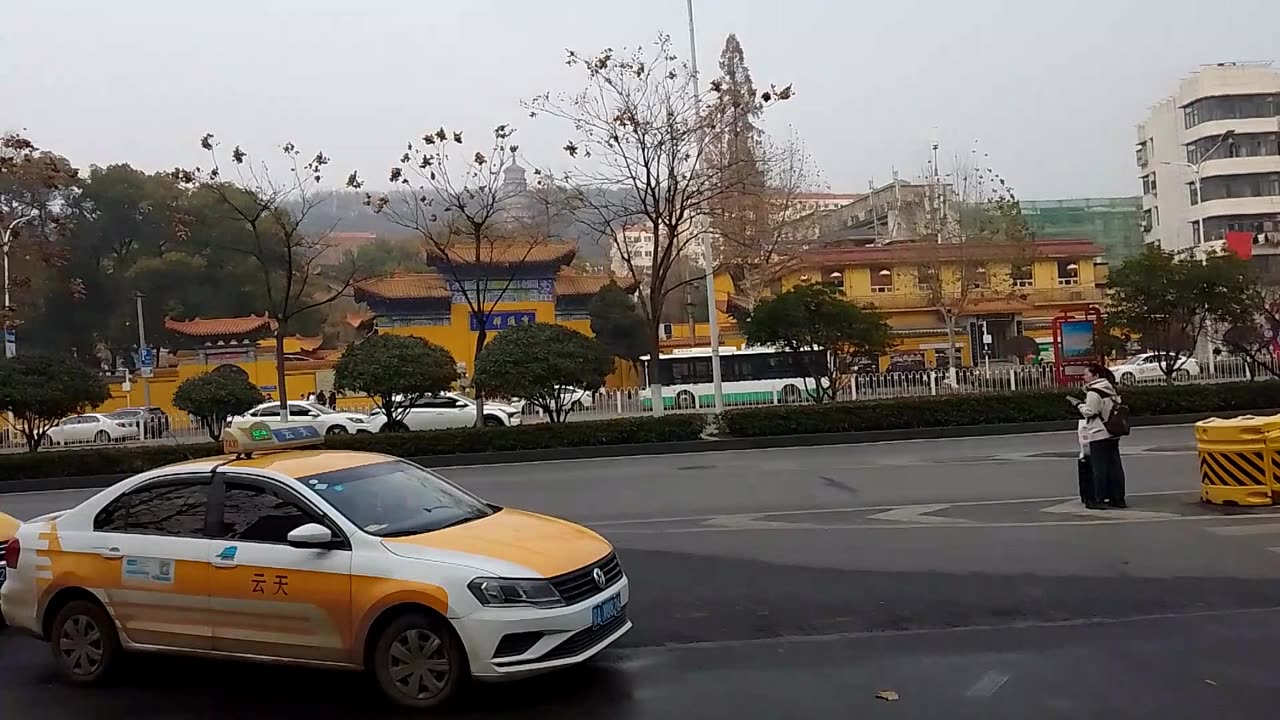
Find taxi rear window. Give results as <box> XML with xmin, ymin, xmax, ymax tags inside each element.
<box><xmin>298</xmin><ymin>460</ymin><xmax>494</xmax><ymax>537</ymax></box>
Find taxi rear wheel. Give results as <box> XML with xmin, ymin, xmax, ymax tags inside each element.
<box><xmin>50</xmin><ymin>600</ymin><xmax>121</xmax><ymax>685</ymax></box>
<box><xmin>372</xmin><ymin>612</ymin><xmax>466</xmax><ymax>709</ymax></box>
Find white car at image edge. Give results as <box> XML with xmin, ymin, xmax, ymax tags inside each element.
<box><xmin>1108</xmin><ymin>353</ymin><xmax>1201</xmax><ymax>384</ymax></box>
<box><xmin>368</xmin><ymin>393</ymin><xmax>521</xmax><ymax>432</ymax></box>
<box><xmin>234</xmin><ymin>401</ymin><xmax>374</xmax><ymax>435</ymax></box>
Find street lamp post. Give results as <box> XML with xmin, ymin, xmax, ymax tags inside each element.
<box><xmin>685</xmin><ymin>0</ymin><xmax>725</xmax><ymax>412</ymax></box>
<box><xmin>2</xmin><ymin>212</ymin><xmax>38</xmax><ymax>358</ymax></box>
<box><xmin>1162</xmin><ymin>129</ymin><xmax>1236</xmax><ymax>248</ymax></box>
<box><xmin>134</xmin><ymin>292</ymin><xmax>152</xmax><ymax>407</ymax></box>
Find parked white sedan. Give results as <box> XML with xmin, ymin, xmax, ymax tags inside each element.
<box><xmin>1109</xmin><ymin>353</ymin><xmax>1201</xmax><ymax>384</ymax></box>
<box><xmin>235</xmin><ymin>401</ymin><xmax>374</xmax><ymax>435</ymax></box>
<box><xmin>369</xmin><ymin>393</ymin><xmax>522</xmax><ymax>432</ymax></box>
<box><xmin>43</xmin><ymin>414</ymin><xmax>141</xmax><ymax>446</ymax></box>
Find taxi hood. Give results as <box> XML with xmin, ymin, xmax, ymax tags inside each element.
<box><xmin>381</xmin><ymin>508</ymin><xmax>612</xmax><ymax>578</ymax></box>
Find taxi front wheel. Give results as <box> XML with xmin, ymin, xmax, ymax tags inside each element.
<box><xmin>50</xmin><ymin>600</ymin><xmax>121</xmax><ymax>685</ymax></box>
<box><xmin>372</xmin><ymin>612</ymin><xmax>466</xmax><ymax>709</ymax></box>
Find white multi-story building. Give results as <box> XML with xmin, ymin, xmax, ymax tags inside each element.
<box><xmin>1136</xmin><ymin>62</ymin><xmax>1280</xmax><ymax>252</ymax></box>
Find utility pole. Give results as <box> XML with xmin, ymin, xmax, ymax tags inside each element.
<box><xmin>686</xmin><ymin>0</ymin><xmax>725</xmax><ymax>412</ymax></box>
<box><xmin>135</xmin><ymin>292</ymin><xmax>151</xmax><ymax>407</ymax></box>
<box><xmin>3</xmin><ymin>213</ymin><xmax>37</xmax><ymax>358</ymax></box>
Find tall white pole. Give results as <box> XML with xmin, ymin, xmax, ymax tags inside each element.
<box><xmin>686</xmin><ymin>0</ymin><xmax>725</xmax><ymax>412</ymax></box>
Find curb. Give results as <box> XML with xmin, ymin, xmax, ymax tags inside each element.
<box><xmin>0</xmin><ymin>409</ymin><xmax>1251</xmax><ymax>495</ymax></box>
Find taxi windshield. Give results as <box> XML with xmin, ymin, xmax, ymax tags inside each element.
<box><xmin>299</xmin><ymin>460</ymin><xmax>494</xmax><ymax>537</ymax></box>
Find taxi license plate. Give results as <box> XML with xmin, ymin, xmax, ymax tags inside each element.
<box><xmin>591</xmin><ymin>594</ymin><xmax>622</xmax><ymax>629</ymax></box>
<box><xmin>0</xmin><ymin>565</ymin><xmax>7</xmax><ymax>586</ymax></box>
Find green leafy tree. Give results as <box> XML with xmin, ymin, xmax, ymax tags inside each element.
<box><xmin>588</xmin><ymin>282</ymin><xmax>649</xmax><ymax>365</ymax></box>
<box><xmin>744</xmin><ymin>284</ymin><xmax>893</xmax><ymax>403</ymax></box>
<box><xmin>0</xmin><ymin>355</ymin><xmax>109</xmax><ymax>451</ymax></box>
<box><xmin>334</xmin><ymin>334</ymin><xmax>457</xmax><ymax>432</ymax></box>
<box><xmin>173</xmin><ymin>370</ymin><xmax>266</xmax><ymax>441</ymax></box>
<box><xmin>1108</xmin><ymin>246</ymin><xmax>1259</xmax><ymax>382</ymax></box>
<box><xmin>474</xmin><ymin>323</ymin><xmax>614</xmax><ymax>423</ymax></box>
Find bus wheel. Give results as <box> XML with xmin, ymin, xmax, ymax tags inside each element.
<box><xmin>780</xmin><ymin>385</ymin><xmax>802</xmax><ymax>404</ymax></box>
<box><xmin>675</xmin><ymin>390</ymin><xmax>697</xmax><ymax>410</ymax></box>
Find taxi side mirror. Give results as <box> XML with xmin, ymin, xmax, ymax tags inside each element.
<box><xmin>287</xmin><ymin>523</ymin><xmax>334</xmax><ymax>548</ymax></box>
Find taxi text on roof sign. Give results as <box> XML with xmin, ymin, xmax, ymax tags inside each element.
<box><xmin>222</xmin><ymin>420</ymin><xmax>325</xmax><ymax>454</ymax></box>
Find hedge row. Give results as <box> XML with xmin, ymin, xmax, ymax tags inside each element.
<box><xmin>719</xmin><ymin>380</ymin><xmax>1280</xmax><ymax>438</ymax></box>
<box><xmin>0</xmin><ymin>415</ymin><xmax>710</xmax><ymax>482</ymax></box>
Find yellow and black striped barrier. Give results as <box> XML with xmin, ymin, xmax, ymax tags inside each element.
<box><xmin>1196</xmin><ymin>416</ymin><xmax>1280</xmax><ymax>506</ymax></box>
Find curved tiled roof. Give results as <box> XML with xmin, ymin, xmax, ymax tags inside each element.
<box><xmin>354</xmin><ymin>274</ymin><xmax>450</xmax><ymax>301</ymax></box>
<box><xmin>800</xmin><ymin>238</ymin><xmax>1105</xmax><ymax>267</ymax></box>
<box><xmin>554</xmin><ymin>269</ymin><xmax>632</xmax><ymax>296</ymax></box>
<box><xmin>425</xmin><ymin>241</ymin><xmax>576</xmax><ymax>267</ymax></box>
<box><xmin>164</xmin><ymin>314</ymin><xmax>277</xmax><ymax>338</ymax></box>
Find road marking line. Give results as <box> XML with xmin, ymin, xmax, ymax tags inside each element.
<box><xmin>1206</xmin><ymin>523</ymin><xmax>1280</xmax><ymax>536</ymax></box>
<box><xmin>616</xmin><ymin>606</ymin><xmax>1280</xmax><ymax>655</ymax></box>
<box><xmin>603</xmin><ymin>513</ymin><xmax>1280</xmax><ymax>534</ymax></box>
<box><xmin>589</xmin><ymin>490</ymin><xmax>1195</xmax><ymax>527</ymax></box>
<box><xmin>1040</xmin><ymin>499</ymin><xmax>1179</xmax><ymax>520</ymax></box>
<box><xmin>866</xmin><ymin>504</ymin><xmax>974</xmax><ymax>525</ymax></box>
<box><xmin>965</xmin><ymin>670</ymin><xmax>1011</xmax><ymax>697</ymax></box>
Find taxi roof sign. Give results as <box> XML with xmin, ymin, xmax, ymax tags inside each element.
<box><xmin>223</xmin><ymin>420</ymin><xmax>325</xmax><ymax>455</ymax></box>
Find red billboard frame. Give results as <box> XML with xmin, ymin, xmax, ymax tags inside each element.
<box><xmin>1051</xmin><ymin>306</ymin><xmax>1103</xmax><ymax>385</ymax></box>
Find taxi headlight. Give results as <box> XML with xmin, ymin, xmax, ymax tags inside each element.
<box><xmin>468</xmin><ymin>578</ymin><xmax>564</xmax><ymax>608</ymax></box>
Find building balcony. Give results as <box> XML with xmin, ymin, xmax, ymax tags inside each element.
<box><xmin>1198</xmin><ymin>196</ymin><xmax>1280</xmax><ymax>220</ymax></box>
<box><xmin>1185</xmin><ymin>118</ymin><xmax>1280</xmax><ymax>144</ymax></box>
<box><xmin>1199</xmin><ymin>155</ymin><xmax>1280</xmax><ymax>180</ymax></box>
<box><xmin>855</xmin><ymin>285</ymin><xmax>1105</xmax><ymax>311</ymax></box>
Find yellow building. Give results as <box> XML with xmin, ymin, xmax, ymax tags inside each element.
<box><xmin>759</xmin><ymin>238</ymin><xmax>1106</xmax><ymax>369</ymax></box>
<box><xmin>353</xmin><ymin>241</ymin><xmax>651</xmax><ymax>385</ymax></box>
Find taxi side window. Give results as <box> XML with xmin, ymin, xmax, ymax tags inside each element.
<box><xmin>94</xmin><ymin>480</ymin><xmax>210</xmax><ymax>537</ymax></box>
<box><xmin>217</xmin><ymin>480</ymin><xmax>316</xmax><ymax>544</ymax></box>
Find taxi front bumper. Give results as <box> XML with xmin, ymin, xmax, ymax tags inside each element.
<box><xmin>454</xmin><ymin>576</ymin><xmax>630</xmax><ymax>679</ymax></box>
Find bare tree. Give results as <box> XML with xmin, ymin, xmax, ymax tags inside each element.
<box><xmin>715</xmin><ymin>130</ymin><xmax>825</xmax><ymax>310</ymax></box>
<box><xmin>528</xmin><ymin>34</ymin><xmax>790</xmax><ymax>413</ymax></box>
<box><xmin>181</xmin><ymin>135</ymin><xmax>369</xmax><ymax>416</ymax></box>
<box><xmin>367</xmin><ymin>125</ymin><xmax>564</xmax><ymax>427</ymax></box>
<box><xmin>902</xmin><ymin>160</ymin><xmax>1033</xmax><ymax>375</ymax></box>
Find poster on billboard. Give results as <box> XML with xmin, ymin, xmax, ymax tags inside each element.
<box><xmin>1059</xmin><ymin>320</ymin><xmax>1097</xmax><ymax>360</ymax></box>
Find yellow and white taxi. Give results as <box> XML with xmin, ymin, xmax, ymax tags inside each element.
<box><xmin>0</xmin><ymin>423</ymin><xmax>630</xmax><ymax>709</ymax></box>
<box><xmin>1</xmin><ymin>510</ymin><xmax>19</xmax><ymax>589</ymax></box>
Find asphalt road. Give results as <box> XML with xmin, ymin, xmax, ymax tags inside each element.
<box><xmin>5</xmin><ymin>425</ymin><xmax>1280</xmax><ymax>718</ymax></box>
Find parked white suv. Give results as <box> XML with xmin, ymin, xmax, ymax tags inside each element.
<box><xmin>1109</xmin><ymin>353</ymin><xmax>1201</xmax><ymax>384</ymax></box>
<box><xmin>368</xmin><ymin>393</ymin><xmax>522</xmax><ymax>432</ymax></box>
<box><xmin>236</xmin><ymin>401</ymin><xmax>374</xmax><ymax>435</ymax></box>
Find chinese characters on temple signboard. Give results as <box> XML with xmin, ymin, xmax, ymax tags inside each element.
<box><xmin>470</xmin><ymin>311</ymin><xmax>537</xmax><ymax>331</ymax></box>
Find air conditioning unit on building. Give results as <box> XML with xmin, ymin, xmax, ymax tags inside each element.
<box><xmin>659</xmin><ymin>323</ymin><xmax>674</xmax><ymax>341</ymax></box>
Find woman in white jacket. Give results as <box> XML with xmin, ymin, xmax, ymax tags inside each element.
<box><xmin>1074</xmin><ymin>363</ymin><xmax>1127</xmax><ymax>509</ymax></box>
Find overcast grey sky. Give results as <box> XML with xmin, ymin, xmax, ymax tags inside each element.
<box><xmin>3</xmin><ymin>0</ymin><xmax>1277</xmax><ymax>200</ymax></box>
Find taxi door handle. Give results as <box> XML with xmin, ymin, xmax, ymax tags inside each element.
<box><xmin>211</xmin><ymin>559</ymin><xmax>237</xmax><ymax>569</ymax></box>
<box><xmin>98</xmin><ymin>547</ymin><xmax>122</xmax><ymax>559</ymax></box>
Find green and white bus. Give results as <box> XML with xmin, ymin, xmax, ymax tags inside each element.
<box><xmin>640</xmin><ymin>346</ymin><xmax>829</xmax><ymax>409</ymax></box>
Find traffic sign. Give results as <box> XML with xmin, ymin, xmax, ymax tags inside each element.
<box><xmin>3</xmin><ymin>328</ymin><xmax>14</xmax><ymax>359</ymax></box>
